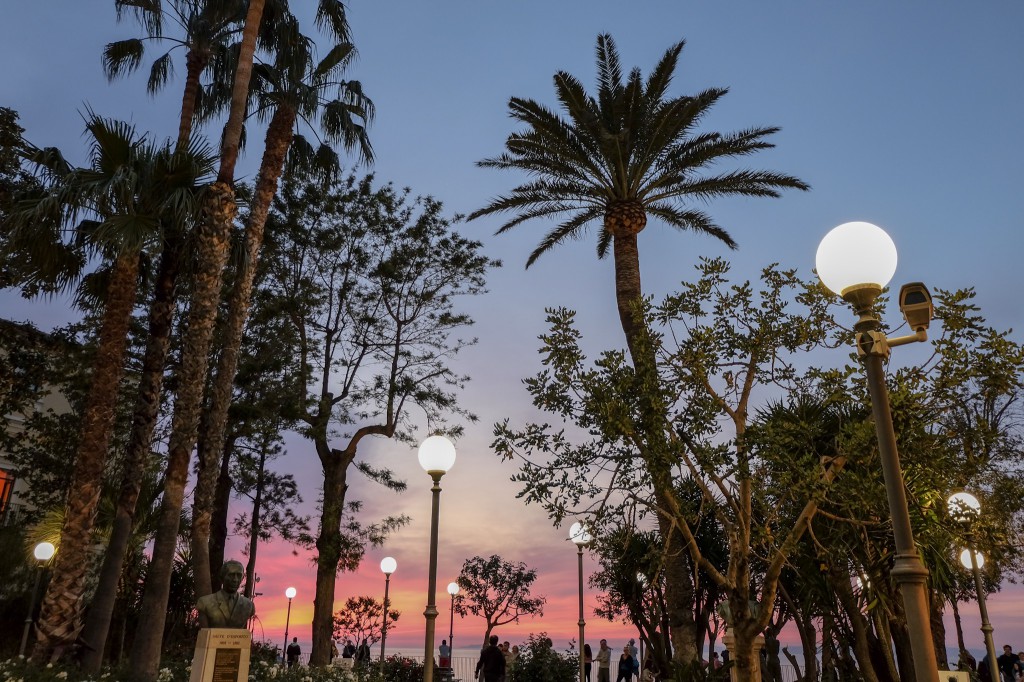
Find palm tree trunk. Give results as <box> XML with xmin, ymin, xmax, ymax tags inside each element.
<box><xmin>191</xmin><ymin>105</ymin><xmax>296</xmax><ymax>595</ymax></box>
<box><xmin>80</xmin><ymin>229</ymin><xmax>182</xmax><ymax>673</ymax></box>
<box><xmin>81</xmin><ymin>42</ymin><xmax>208</xmax><ymax>670</ymax></box>
<box><xmin>612</xmin><ymin>233</ymin><xmax>645</xmax><ymax>363</ymax></box>
<box><xmin>129</xmin><ymin>182</ymin><xmax>236</xmax><ymax>681</ymax></box>
<box><xmin>31</xmin><ymin>251</ymin><xmax>139</xmax><ymax>663</ymax></box>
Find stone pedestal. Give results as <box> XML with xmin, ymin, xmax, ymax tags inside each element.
<box><xmin>721</xmin><ymin>633</ymin><xmax>765</xmax><ymax>682</ymax></box>
<box><xmin>189</xmin><ymin>628</ymin><xmax>252</xmax><ymax>682</ymax></box>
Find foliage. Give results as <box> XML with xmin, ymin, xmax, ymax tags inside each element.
<box><xmin>507</xmin><ymin>633</ymin><xmax>577</xmax><ymax>682</ymax></box>
<box><xmin>454</xmin><ymin>555</ymin><xmax>545</xmax><ymax>644</ymax></box>
<box><xmin>332</xmin><ymin>595</ymin><xmax>399</xmax><ymax>646</ymax></box>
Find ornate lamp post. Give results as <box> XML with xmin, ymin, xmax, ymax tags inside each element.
<box><xmin>447</xmin><ymin>581</ymin><xmax>460</xmax><ymax>655</ymax></box>
<box><xmin>816</xmin><ymin>221</ymin><xmax>938</xmax><ymax>682</ymax></box>
<box><xmin>419</xmin><ymin>435</ymin><xmax>456</xmax><ymax>682</ymax></box>
<box><xmin>282</xmin><ymin>586</ymin><xmax>296</xmax><ymax>667</ymax></box>
<box><xmin>948</xmin><ymin>492</ymin><xmax>998</xmax><ymax>682</ymax></box>
<box><xmin>380</xmin><ymin>557</ymin><xmax>397</xmax><ymax>672</ymax></box>
<box><xmin>19</xmin><ymin>541</ymin><xmax>55</xmax><ymax>657</ymax></box>
<box><xmin>570</xmin><ymin>522</ymin><xmax>592</xmax><ymax>682</ymax></box>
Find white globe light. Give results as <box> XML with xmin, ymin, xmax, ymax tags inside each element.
<box><xmin>569</xmin><ymin>521</ymin><xmax>592</xmax><ymax>546</ymax></box>
<box><xmin>380</xmin><ymin>556</ymin><xmax>397</xmax><ymax>575</ymax></box>
<box><xmin>447</xmin><ymin>581</ymin><xmax>460</xmax><ymax>596</ymax></box>
<box><xmin>960</xmin><ymin>548</ymin><xmax>984</xmax><ymax>569</ymax></box>
<box><xmin>815</xmin><ymin>222</ymin><xmax>898</xmax><ymax>295</ymax></box>
<box><xmin>947</xmin><ymin>492</ymin><xmax>981</xmax><ymax>520</ymax></box>
<box><xmin>418</xmin><ymin>435</ymin><xmax>457</xmax><ymax>474</ymax></box>
<box><xmin>285</xmin><ymin>586</ymin><xmax>297</xmax><ymax>599</ymax></box>
<box><xmin>34</xmin><ymin>542</ymin><xmax>55</xmax><ymax>562</ymax></box>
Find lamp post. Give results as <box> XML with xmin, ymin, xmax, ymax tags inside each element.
<box><xmin>19</xmin><ymin>541</ymin><xmax>55</xmax><ymax>657</ymax></box>
<box><xmin>447</xmin><ymin>581</ymin><xmax>460</xmax><ymax>655</ymax></box>
<box><xmin>948</xmin><ymin>492</ymin><xmax>998</xmax><ymax>682</ymax></box>
<box><xmin>282</xmin><ymin>587</ymin><xmax>296</xmax><ymax>667</ymax></box>
<box><xmin>419</xmin><ymin>435</ymin><xmax>456</xmax><ymax>682</ymax></box>
<box><xmin>570</xmin><ymin>522</ymin><xmax>592</xmax><ymax>682</ymax></box>
<box><xmin>380</xmin><ymin>556</ymin><xmax>397</xmax><ymax>672</ymax></box>
<box><xmin>816</xmin><ymin>221</ymin><xmax>938</xmax><ymax>682</ymax></box>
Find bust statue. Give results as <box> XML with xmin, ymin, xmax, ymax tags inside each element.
<box><xmin>196</xmin><ymin>560</ymin><xmax>256</xmax><ymax>628</ymax></box>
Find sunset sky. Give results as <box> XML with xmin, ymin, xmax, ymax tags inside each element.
<box><xmin>1</xmin><ymin>0</ymin><xmax>1023</xmax><ymax>660</ymax></box>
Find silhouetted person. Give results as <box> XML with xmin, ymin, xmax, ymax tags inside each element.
<box><xmin>286</xmin><ymin>637</ymin><xmax>301</xmax><ymax>668</ymax></box>
<box><xmin>475</xmin><ymin>635</ymin><xmax>506</xmax><ymax>682</ymax></box>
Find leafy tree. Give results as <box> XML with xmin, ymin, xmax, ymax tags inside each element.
<box><xmin>472</xmin><ymin>34</ymin><xmax>807</xmax><ymax>670</ymax></box>
<box><xmin>332</xmin><ymin>595</ymin><xmax>399</xmax><ymax>647</ymax></box>
<box><xmin>260</xmin><ymin>172</ymin><xmax>497</xmax><ymax>664</ymax></box>
<box><xmin>454</xmin><ymin>555</ymin><xmax>546</xmax><ymax>645</ymax></box>
<box><xmin>495</xmin><ymin>260</ymin><xmax>858</xmax><ymax>678</ymax></box>
<box><xmin>508</xmin><ymin>633</ymin><xmax>577</xmax><ymax>682</ymax></box>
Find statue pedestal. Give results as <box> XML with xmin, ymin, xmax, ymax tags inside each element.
<box><xmin>189</xmin><ymin>629</ymin><xmax>252</xmax><ymax>682</ymax></box>
<box><xmin>721</xmin><ymin>633</ymin><xmax>765</xmax><ymax>682</ymax></box>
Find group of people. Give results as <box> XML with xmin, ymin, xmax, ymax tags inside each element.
<box><xmin>474</xmin><ymin>635</ymin><xmax>520</xmax><ymax>682</ymax></box>
<box><xmin>978</xmin><ymin>645</ymin><xmax>1024</xmax><ymax>682</ymax></box>
<box><xmin>584</xmin><ymin>639</ymin><xmax>642</xmax><ymax>682</ymax></box>
<box><xmin>284</xmin><ymin>637</ymin><xmax>371</xmax><ymax>668</ymax></box>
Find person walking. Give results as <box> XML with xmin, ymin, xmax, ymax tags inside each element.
<box><xmin>617</xmin><ymin>646</ymin><xmax>634</xmax><ymax>682</ymax></box>
<box><xmin>355</xmin><ymin>638</ymin><xmax>371</xmax><ymax>666</ymax></box>
<box><xmin>286</xmin><ymin>637</ymin><xmax>301</xmax><ymax>668</ymax></box>
<box><xmin>628</xmin><ymin>639</ymin><xmax>639</xmax><ymax>681</ymax></box>
<box><xmin>475</xmin><ymin>635</ymin><xmax>507</xmax><ymax>682</ymax></box>
<box><xmin>584</xmin><ymin>643</ymin><xmax>593</xmax><ymax>682</ymax></box>
<box><xmin>597</xmin><ymin>640</ymin><xmax>612</xmax><ymax>682</ymax></box>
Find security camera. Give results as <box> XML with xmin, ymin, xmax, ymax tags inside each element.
<box><xmin>899</xmin><ymin>282</ymin><xmax>933</xmax><ymax>331</ymax></box>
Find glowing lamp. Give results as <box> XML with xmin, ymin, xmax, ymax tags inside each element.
<box><xmin>418</xmin><ymin>435</ymin><xmax>456</xmax><ymax>474</ymax></box>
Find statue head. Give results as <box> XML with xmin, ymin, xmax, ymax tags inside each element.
<box><xmin>221</xmin><ymin>560</ymin><xmax>245</xmax><ymax>594</ymax></box>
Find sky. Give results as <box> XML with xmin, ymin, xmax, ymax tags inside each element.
<box><xmin>2</xmin><ymin>0</ymin><xmax>1023</xmax><ymax>662</ymax></box>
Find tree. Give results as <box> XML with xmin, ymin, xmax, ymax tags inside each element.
<box><xmin>332</xmin><ymin>595</ymin><xmax>399</xmax><ymax>647</ymax></box>
<box><xmin>471</xmin><ymin>35</ymin><xmax>807</xmax><ymax>669</ymax></box>
<box><xmin>260</xmin><ymin>172</ymin><xmax>497</xmax><ymax>664</ymax></box>
<box><xmin>495</xmin><ymin>260</ymin><xmax>859</xmax><ymax>678</ymax></box>
<box><xmin>454</xmin><ymin>555</ymin><xmax>545</xmax><ymax>645</ymax></box>
<box><xmin>3</xmin><ymin>115</ymin><xmax>213</xmax><ymax>662</ymax></box>
<box><xmin>190</xmin><ymin>6</ymin><xmax>372</xmax><ymax>598</ymax></box>
<box><xmin>129</xmin><ymin>0</ymin><xmax>268</xmax><ymax>675</ymax></box>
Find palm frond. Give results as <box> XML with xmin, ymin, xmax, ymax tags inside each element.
<box><xmin>147</xmin><ymin>51</ymin><xmax>175</xmax><ymax>94</ymax></box>
<box><xmin>102</xmin><ymin>39</ymin><xmax>146</xmax><ymax>80</ymax></box>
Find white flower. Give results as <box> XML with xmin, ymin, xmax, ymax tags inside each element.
<box><xmin>56</xmin><ymin>673</ymin><xmax>68</xmax><ymax>680</ymax></box>
<box><xmin>46</xmin><ymin>664</ymin><xmax>54</xmax><ymax>669</ymax></box>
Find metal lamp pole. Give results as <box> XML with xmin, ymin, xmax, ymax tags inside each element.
<box><xmin>380</xmin><ymin>557</ymin><xmax>397</xmax><ymax>674</ymax></box>
<box><xmin>19</xmin><ymin>542</ymin><xmax>55</xmax><ymax>657</ymax></box>
<box><xmin>817</xmin><ymin>222</ymin><xmax>938</xmax><ymax>682</ymax></box>
<box><xmin>948</xmin><ymin>493</ymin><xmax>998</xmax><ymax>682</ymax></box>
<box><xmin>282</xmin><ymin>587</ymin><xmax>296</xmax><ymax>667</ymax></box>
<box><xmin>447</xmin><ymin>582</ymin><xmax>460</xmax><ymax>656</ymax></box>
<box><xmin>419</xmin><ymin>436</ymin><xmax>456</xmax><ymax>682</ymax></box>
<box><xmin>570</xmin><ymin>522</ymin><xmax>591</xmax><ymax>682</ymax></box>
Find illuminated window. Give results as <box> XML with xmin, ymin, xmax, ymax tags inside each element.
<box><xmin>0</xmin><ymin>469</ymin><xmax>14</xmax><ymax>515</ymax></box>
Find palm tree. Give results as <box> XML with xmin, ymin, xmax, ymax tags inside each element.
<box><xmin>189</xmin><ymin>10</ymin><xmax>372</xmax><ymax>598</ymax></box>
<box><xmin>469</xmin><ymin>33</ymin><xmax>808</xmax><ymax>361</ymax></box>
<box><xmin>3</xmin><ymin>115</ymin><xmax>212</xmax><ymax>663</ymax></box>
<box><xmin>470</xmin><ymin>34</ymin><xmax>808</xmax><ymax>670</ymax></box>
<box><xmin>128</xmin><ymin>1</ymin><xmax>269</xmax><ymax>677</ymax></box>
<box><xmin>80</xmin><ymin>3</ymin><xmax>244</xmax><ymax>669</ymax></box>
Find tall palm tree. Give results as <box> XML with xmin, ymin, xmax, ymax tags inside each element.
<box><xmin>3</xmin><ymin>115</ymin><xmax>212</xmax><ymax>663</ymax></box>
<box><xmin>470</xmin><ymin>34</ymin><xmax>808</xmax><ymax>669</ymax></box>
<box><xmin>189</xmin><ymin>11</ymin><xmax>372</xmax><ymax>598</ymax></box>
<box><xmin>81</xmin><ymin>3</ymin><xmax>244</xmax><ymax>670</ymax></box>
<box><xmin>469</xmin><ymin>33</ymin><xmax>808</xmax><ymax>361</ymax></box>
<box><xmin>129</xmin><ymin>1</ymin><xmax>268</xmax><ymax>677</ymax></box>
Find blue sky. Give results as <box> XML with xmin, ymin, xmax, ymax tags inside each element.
<box><xmin>1</xmin><ymin>0</ymin><xmax>1022</xmax><ymax>659</ymax></box>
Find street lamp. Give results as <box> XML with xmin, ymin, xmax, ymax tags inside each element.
<box><xmin>282</xmin><ymin>587</ymin><xmax>296</xmax><ymax>667</ymax></box>
<box><xmin>447</xmin><ymin>581</ymin><xmax>460</xmax><ymax>656</ymax></box>
<box><xmin>380</xmin><ymin>557</ymin><xmax>397</xmax><ymax>672</ymax></box>
<box><xmin>947</xmin><ymin>492</ymin><xmax>998</xmax><ymax>682</ymax></box>
<box><xmin>419</xmin><ymin>435</ymin><xmax>456</xmax><ymax>682</ymax></box>
<box><xmin>570</xmin><ymin>522</ymin><xmax>592</xmax><ymax>682</ymax></box>
<box><xmin>19</xmin><ymin>541</ymin><xmax>55</xmax><ymax>657</ymax></box>
<box><xmin>816</xmin><ymin>221</ymin><xmax>939</xmax><ymax>682</ymax></box>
